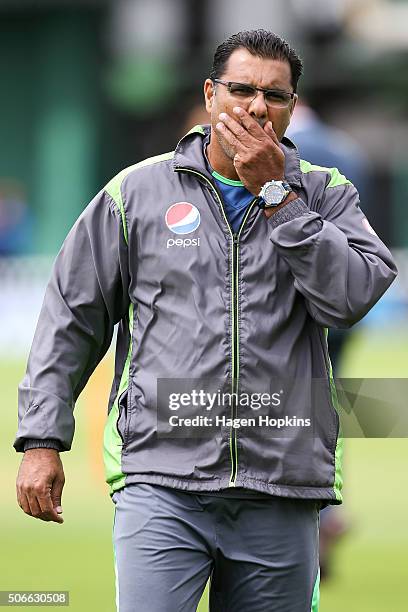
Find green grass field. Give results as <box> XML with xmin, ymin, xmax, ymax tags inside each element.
<box><xmin>1</xmin><ymin>325</ymin><xmax>407</xmax><ymax>611</ymax></box>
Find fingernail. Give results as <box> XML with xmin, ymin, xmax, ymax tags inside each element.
<box><xmin>216</xmin><ymin>122</ymin><xmax>223</xmax><ymax>130</ymax></box>
<box><xmin>233</xmin><ymin>107</ymin><xmax>242</xmax><ymax>114</ymax></box>
<box><xmin>55</xmin><ymin>506</ymin><xmax>63</xmax><ymax>513</ymax></box>
<box><xmin>219</xmin><ymin>113</ymin><xmax>227</xmax><ymax>120</ymax></box>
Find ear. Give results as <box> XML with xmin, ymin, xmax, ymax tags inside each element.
<box><xmin>204</xmin><ymin>79</ymin><xmax>215</xmax><ymax>114</ymax></box>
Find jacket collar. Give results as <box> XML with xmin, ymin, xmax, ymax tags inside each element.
<box><xmin>173</xmin><ymin>124</ymin><xmax>302</xmax><ymax>189</ymax></box>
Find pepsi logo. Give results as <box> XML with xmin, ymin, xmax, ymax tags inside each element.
<box><xmin>165</xmin><ymin>202</ymin><xmax>200</xmax><ymax>235</ymax></box>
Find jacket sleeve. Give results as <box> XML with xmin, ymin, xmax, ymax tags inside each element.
<box><xmin>13</xmin><ymin>189</ymin><xmax>130</xmax><ymax>452</ymax></box>
<box><xmin>267</xmin><ymin>180</ymin><xmax>398</xmax><ymax>329</ymax></box>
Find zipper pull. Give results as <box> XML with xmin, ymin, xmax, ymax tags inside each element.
<box><xmin>233</xmin><ymin>234</ymin><xmax>239</xmax><ymax>245</ymax></box>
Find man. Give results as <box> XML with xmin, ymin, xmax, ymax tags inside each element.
<box><xmin>14</xmin><ymin>30</ymin><xmax>397</xmax><ymax>611</ymax></box>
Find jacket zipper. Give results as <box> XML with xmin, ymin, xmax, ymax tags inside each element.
<box><xmin>175</xmin><ymin>166</ymin><xmax>258</xmax><ymax>486</ymax></box>
<box><xmin>229</xmin><ymin>204</ymin><xmax>258</xmax><ymax>484</ymax></box>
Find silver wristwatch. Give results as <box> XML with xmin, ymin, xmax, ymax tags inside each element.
<box><xmin>258</xmin><ymin>180</ymin><xmax>292</xmax><ymax>208</ymax></box>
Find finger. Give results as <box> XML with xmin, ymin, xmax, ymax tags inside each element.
<box><xmin>37</xmin><ymin>489</ymin><xmax>64</xmax><ymax>524</ymax></box>
<box><xmin>263</xmin><ymin>121</ymin><xmax>280</xmax><ymax>146</ymax></box>
<box><xmin>232</xmin><ymin>107</ymin><xmax>267</xmax><ymax>140</ymax></box>
<box><xmin>25</xmin><ymin>491</ymin><xmax>42</xmax><ymax>518</ymax></box>
<box><xmin>25</xmin><ymin>485</ymin><xmax>56</xmax><ymax>522</ymax></box>
<box><xmin>218</xmin><ymin>113</ymin><xmax>253</xmax><ymax>148</ymax></box>
<box><xmin>37</xmin><ymin>487</ymin><xmax>53</xmax><ymax>514</ymax></box>
<box><xmin>16</xmin><ymin>482</ymin><xmax>23</xmax><ymax>507</ymax></box>
<box><xmin>216</xmin><ymin>121</ymin><xmax>244</xmax><ymax>152</ymax></box>
<box><xmin>18</xmin><ymin>492</ymin><xmax>32</xmax><ymax>516</ymax></box>
<box><xmin>51</xmin><ymin>477</ymin><xmax>65</xmax><ymax>517</ymax></box>
<box><xmin>233</xmin><ymin>153</ymin><xmax>241</xmax><ymax>170</ymax></box>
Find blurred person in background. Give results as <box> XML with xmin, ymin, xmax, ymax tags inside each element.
<box><xmin>14</xmin><ymin>30</ymin><xmax>397</xmax><ymax>611</ymax></box>
<box><xmin>0</xmin><ymin>180</ymin><xmax>34</xmax><ymax>255</ymax></box>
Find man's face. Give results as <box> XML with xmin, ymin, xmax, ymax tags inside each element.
<box><xmin>204</xmin><ymin>48</ymin><xmax>297</xmax><ymax>160</ymax></box>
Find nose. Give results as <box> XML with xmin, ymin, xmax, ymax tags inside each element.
<box><xmin>247</xmin><ymin>90</ymin><xmax>268</xmax><ymax>121</ymax></box>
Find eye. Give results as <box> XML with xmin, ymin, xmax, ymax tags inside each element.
<box><xmin>229</xmin><ymin>83</ymin><xmax>255</xmax><ymax>97</ymax></box>
<box><xmin>265</xmin><ymin>91</ymin><xmax>290</xmax><ymax>104</ymax></box>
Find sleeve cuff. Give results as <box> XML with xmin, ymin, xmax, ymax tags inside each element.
<box><xmin>267</xmin><ymin>198</ymin><xmax>310</xmax><ymax>230</ymax></box>
<box><xmin>23</xmin><ymin>439</ymin><xmax>64</xmax><ymax>452</ymax></box>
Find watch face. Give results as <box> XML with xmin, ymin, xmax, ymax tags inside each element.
<box><xmin>264</xmin><ymin>183</ymin><xmax>285</xmax><ymax>205</ymax></box>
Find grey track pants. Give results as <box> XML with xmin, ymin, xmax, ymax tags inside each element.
<box><xmin>112</xmin><ymin>483</ymin><xmax>320</xmax><ymax>612</ymax></box>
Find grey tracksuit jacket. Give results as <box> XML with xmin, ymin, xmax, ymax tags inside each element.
<box><xmin>14</xmin><ymin>125</ymin><xmax>397</xmax><ymax>504</ymax></box>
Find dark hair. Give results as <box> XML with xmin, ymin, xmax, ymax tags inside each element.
<box><xmin>209</xmin><ymin>29</ymin><xmax>303</xmax><ymax>93</ymax></box>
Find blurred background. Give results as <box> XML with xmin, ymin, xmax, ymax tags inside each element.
<box><xmin>1</xmin><ymin>0</ymin><xmax>407</xmax><ymax>610</ymax></box>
